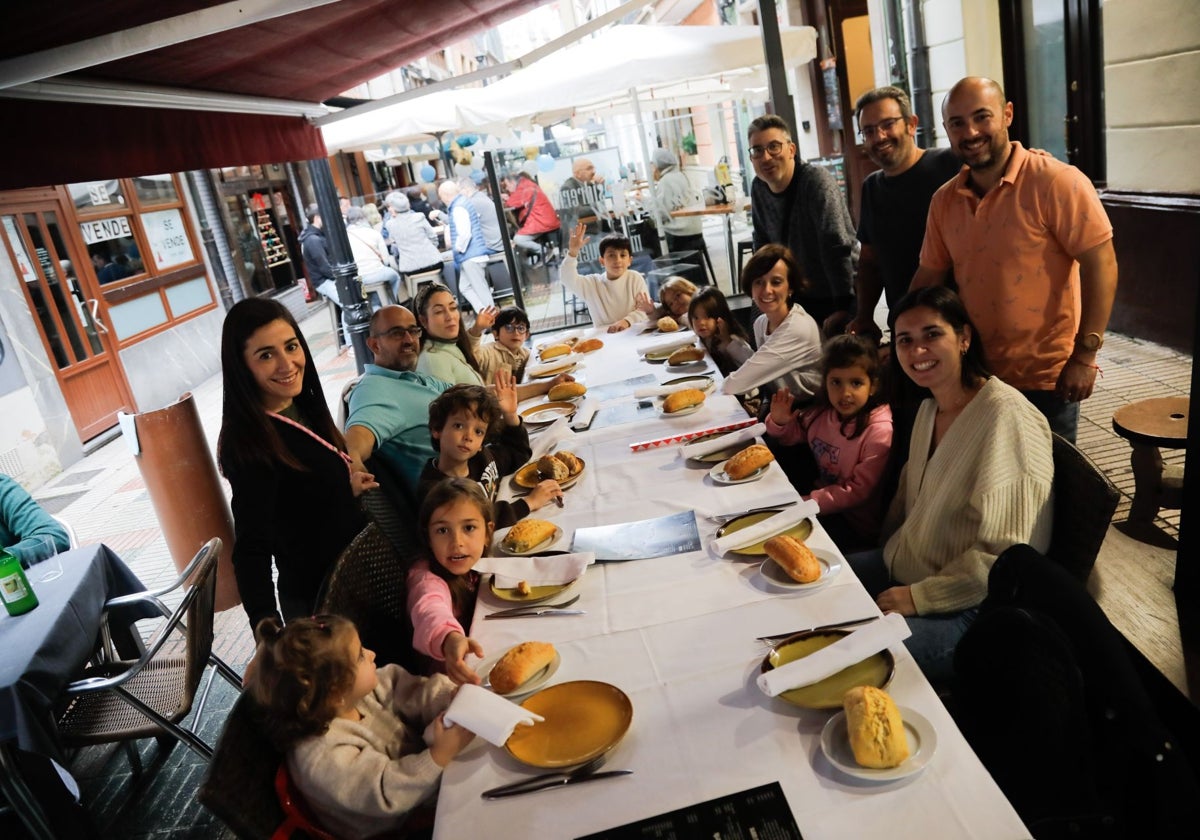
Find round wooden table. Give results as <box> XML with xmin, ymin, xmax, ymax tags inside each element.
<box><xmin>1111</xmin><ymin>397</ymin><xmax>1189</xmax><ymax>522</ymax></box>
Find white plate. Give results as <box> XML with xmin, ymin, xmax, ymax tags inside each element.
<box><xmin>661</xmin><ymin>375</ymin><xmax>715</xmax><ymax>394</ymax></box>
<box><xmin>658</xmin><ymin>402</ymin><xmax>704</xmax><ymax>418</ymax></box>
<box><xmin>820</xmin><ymin>707</ymin><xmax>938</xmax><ymax>782</ymax></box>
<box><xmin>709</xmin><ymin>458</ymin><xmax>768</xmax><ymax>484</ymax></box>
<box><xmin>479</xmin><ymin>648</ymin><xmax>563</xmax><ymax>698</ymax></box>
<box><xmin>495</xmin><ymin>525</ymin><xmax>565</xmax><ymax>556</ymax></box>
<box><xmin>758</xmin><ymin>548</ymin><xmax>843</xmax><ymax>591</ymax></box>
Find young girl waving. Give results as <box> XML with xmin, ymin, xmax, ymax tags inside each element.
<box><xmin>248</xmin><ymin>615</ymin><xmax>475</xmax><ymax>840</ymax></box>
<box><xmin>407</xmin><ymin>478</ymin><xmax>494</xmax><ymax>685</ymax></box>
<box><xmin>766</xmin><ymin>334</ymin><xmax>893</xmax><ymax>549</ymax></box>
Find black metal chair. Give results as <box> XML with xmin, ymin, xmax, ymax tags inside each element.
<box><xmin>1047</xmin><ymin>433</ymin><xmax>1120</xmax><ymax>581</ymax></box>
<box><xmin>197</xmin><ymin>692</ymin><xmax>285</xmax><ymax>840</ymax></box>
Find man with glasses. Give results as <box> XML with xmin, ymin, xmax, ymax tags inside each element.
<box><xmin>847</xmin><ymin>86</ymin><xmax>964</xmax><ymax>340</ymax></box>
<box><xmin>748</xmin><ymin>114</ymin><xmax>857</xmax><ymax>327</ymax></box>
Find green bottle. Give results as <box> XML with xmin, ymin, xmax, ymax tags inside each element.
<box><xmin>0</xmin><ymin>548</ymin><xmax>39</xmax><ymax>616</ymax></box>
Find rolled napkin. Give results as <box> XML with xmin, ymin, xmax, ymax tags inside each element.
<box><xmin>633</xmin><ymin>381</ymin><xmax>704</xmax><ymax>399</ymax></box>
<box><xmin>443</xmin><ymin>683</ymin><xmax>545</xmax><ymax>746</ymax></box>
<box><xmin>681</xmin><ymin>423</ymin><xmax>767</xmax><ymax>459</ymax></box>
<box><xmin>709</xmin><ymin>499</ymin><xmax>820</xmax><ymax>555</ymax></box>
<box><xmin>637</xmin><ymin>335</ymin><xmax>696</xmax><ymax>356</ymax></box>
<box><xmin>476</xmin><ymin>551</ymin><xmax>595</xmax><ymax>587</ymax></box>
<box><xmin>757</xmin><ymin>613</ymin><xmax>912</xmax><ymax>697</ymax></box>
<box><xmin>527</xmin><ymin>353</ymin><xmax>583</xmax><ymax>378</ymax></box>
<box><xmin>527</xmin><ymin>417</ymin><xmax>573</xmax><ymax>459</ymax></box>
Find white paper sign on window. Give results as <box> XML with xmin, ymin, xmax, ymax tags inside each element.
<box><xmin>80</xmin><ymin>216</ymin><xmax>133</xmax><ymax>245</ymax></box>
<box><xmin>140</xmin><ymin>209</ymin><xmax>194</xmax><ymax>270</ymax></box>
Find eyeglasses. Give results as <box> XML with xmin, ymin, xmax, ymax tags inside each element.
<box><xmin>500</xmin><ymin>323</ymin><xmax>529</xmax><ymax>334</ymax></box>
<box><xmin>374</xmin><ymin>326</ymin><xmax>423</xmax><ymax>339</ymax></box>
<box><xmin>747</xmin><ymin>140</ymin><xmax>789</xmax><ymax>159</ymax></box>
<box><xmin>858</xmin><ymin>116</ymin><xmax>906</xmax><ymax>140</ymax></box>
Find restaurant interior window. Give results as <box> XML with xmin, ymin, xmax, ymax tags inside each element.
<box><xmin>132</xmin><ymin>174</ymin><xmax>180</xmax><ymax>206</ymax></box>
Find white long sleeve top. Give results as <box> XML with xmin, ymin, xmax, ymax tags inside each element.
<box><xmin>721</xmin><ymin>304</ymin><xmax>822</xmax><ymax>398</ymax></box>
<box><xmin>559</xmin><ymin>256</ymin><xmax>649</xmax><ymax>328</ymax></box>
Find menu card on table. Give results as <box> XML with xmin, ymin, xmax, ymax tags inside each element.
<box><xmin>576</xmin><ymin>782</ymin><xmax>803</xmax><ymax>839</ymax></box>
<box><xmin>571</xmin><ymin>511</ymin><xmax>700</xmax><ymax>562</ymax></box>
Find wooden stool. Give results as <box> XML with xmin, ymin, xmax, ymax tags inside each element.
<box><xmin>1111</xmin><ymin>397</ymin><xmax>1189</xmax><ymax>523</ymax></box>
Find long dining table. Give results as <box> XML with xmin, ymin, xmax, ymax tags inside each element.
<box><xmin>433</xmin><ymin>325</ymin><xmax>1027</xmax><ymax>839</ymax></box>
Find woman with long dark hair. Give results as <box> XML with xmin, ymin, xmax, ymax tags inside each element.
<box><xmin>218</xmin><ymin>298</ymin><xmax>373</xmax><ymax>629</ymax></box>
<box><xmin>413</xmin><ymin>283</ymin><xmax>486</xmax><ymax>386</ymax></box>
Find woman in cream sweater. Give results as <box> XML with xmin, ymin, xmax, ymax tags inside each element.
<box><xmin>849</xmin><ymin>286</ymin><xmax>1054</xmax><ymax>686</ymax></box>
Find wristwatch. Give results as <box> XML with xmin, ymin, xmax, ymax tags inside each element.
<box><xmin>1074</xmin><ymin>331</ymin><xmax>1104</xmax><ymax>352</ymax></box>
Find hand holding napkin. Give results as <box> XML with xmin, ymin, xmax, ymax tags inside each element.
<box><xmin>710</xmin><ymin>499</ymin><xmax>820</xmax><ymax>555</ymax></box>
<box><xmin>637</xmin><ymin>335</ymin><xmax>696</xmax><ymax>356</ymax></box>
<box><xmin>681</xmin><ymin>423</ymin><xmax>766</xmax><ymax>458</ymax></box>
<box><xmin>527</xmin><ymin>353</ymin><xmax>583</xmax><ymax>378</ymax></box>
<box><xmin>476</xmin><ymin>552</ymin><xmax>595</xmax><ymax>587</ymax></box>
<box><xmin>756</xmin><ymin>613</ymin><xmax>912</xmax><ymax>697</ymax></box>
<box><xmin>443</xmin><ymin>683</ymin><xmax>545</xmax><ymax>746</ymax></box>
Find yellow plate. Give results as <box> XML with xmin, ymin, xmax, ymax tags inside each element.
<box><xmin>761</xmin><ymin>631</ymin><xmax>896</xmax><ymax>710</ymax></box>
<box><xmin>511</xmin><ymin>457</ymin><xmax>586</xmax><ymax>490</ymax></box>
<box><xmin>506</xmin><ymin>681</ymin><xmax>634</xmax><ymax>768</ymax></box>
<box><xmin>714</xmin><ymin>510</ymin><xmax>813</xmax><ymax>556</ymax></box>
<box><xmin>489</xmin><ymin>574</ymin><xmax>574</xmax><ymax>604</ymax></box>
<box><xmin>529</xmin><ymin>362</ymin><xmax>578</xmax><ymax>380</ymax></box>
<box><xmin>685</xmin><ymin>430</ymin><xmax>744</xmax><ymax>464</ymax></box>
<box><xmin>520</xmin><ymin>401</ymin><xmax>577</xmax><ymax>424</ymax></box>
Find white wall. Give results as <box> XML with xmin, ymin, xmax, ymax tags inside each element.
<box><xmin>1103</xmin><ymin>0</ymin><xmax>1200</xmax><ymax>193</ymax></box>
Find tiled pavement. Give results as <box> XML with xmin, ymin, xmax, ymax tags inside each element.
<box><xmin>6</xmin><ymin>298</ymin><xmax>1191</xmax><ymax>838</ymax></box>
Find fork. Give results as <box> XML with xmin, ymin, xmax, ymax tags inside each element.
<box><xmin>488</xmin><ymin>594</ymin><xmax>580</xmax><ymax>617</ymax></box>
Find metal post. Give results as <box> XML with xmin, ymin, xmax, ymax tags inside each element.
<box><xmin>484</xmin><ymin>151</ymin><xmax>525</xmax><ymax>311</ymax></box>
<box><xmin>309</xmin><ymin>157</ymin><xmax>371</xmax><ymax>372</ymax></box>
<box><xmin>630</xmin><ymin>86</ymin><xmax>665</xmax><ymax>255</ymax></box>
<box><xmin>757</xmin><ymin>0</ymin><xmax>799</xmax><ymax>135</ymax></box>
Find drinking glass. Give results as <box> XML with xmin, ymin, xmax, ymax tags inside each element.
<box><xmin>36</xmin><ymin>535</ymin><xmax>63</xmax><ymax>582</ymax></box>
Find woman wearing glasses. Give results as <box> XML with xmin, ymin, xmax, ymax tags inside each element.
<box><xmin>473</xmin><ymin>305</ymin><xmax>533</xmax><ymax>382</ymax></box>
<box><xmin>218</xmin><ymin>298</ymin><xmax>374</xmax><ymax>630</ymax></box>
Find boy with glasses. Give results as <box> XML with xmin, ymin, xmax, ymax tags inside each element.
<box><xmin>473</xmin><ymin>306</ymin><xmax>534</xmax><ymax>382</ymax></box>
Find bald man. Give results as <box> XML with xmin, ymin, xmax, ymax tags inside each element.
<box><xmin>911</xmin><ymin>76</ymin><xmax>1118</xmax><ymax>442</ymax></box>
<box><xmin>558</xmin><ymin>157</ymin><xmax>607</xmax><ymax>233</ymax></box>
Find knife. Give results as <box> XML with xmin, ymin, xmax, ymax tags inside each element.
<box><xmin>481</xmin><ymin>770</ymin><xmax>633</xmax><ymax>799</ymax></box>
<box><xmin>484</xmin><ymin>609</ymin><xmax>586</xmax><ymax>620</ymax></box>
<box><xmin>711</xmin><ymin>500</ymin><xmax>798</xmax><ymax>523</ymax></box>
<box><xmin>756</xmin><ymin>616</ymin><xmax>878</xmax><ymax>644</ymax></box>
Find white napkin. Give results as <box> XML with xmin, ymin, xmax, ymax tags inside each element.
<box><xmin>443</xmin><ymin>684</ymin><xmax>545</xmax><ymax>746</ymax></box>
<box><xmin>476</xmin><ymin>552</ymin><xmax>595</xmax><ymax>587</ymax></box>
<box><xmin>527</xmin><ymin>418</ymin><xmax>574</xmax><ymax>459</ymax></box>
<box><xmin>681</xmin><ymin>423</ymin><xmax>766</xmax><ymax>458</ymax></box>
<box><xmin>633</xmin><ymin>381</ymin><xmax>703</xmax><ymax>399</ymax></box>
<box><xmin>527</xmin><ymin>353</ymin><xmax>583</xmax><ymax>378</ymax></box>
<box><xmin>756</xmin><ymin>613</ymin><xmax>912</xmax><ymax>697</ymax></box>
<box><xmin>710</xmin><ymin>499</ymin><xmax>820</xmax><ymax>555</ymax></box>
<box><xmin>637</xmin><ymin>335</ymin><xmax>696</xmax><ymax>356</ymax></box>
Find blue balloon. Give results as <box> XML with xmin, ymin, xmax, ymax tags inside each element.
<box><xmin>537</xmin><ymin>154</ymin><xmax>555</xmax><ymax>173</ymax></box>
<box><xmin>419</xmin><ymin>163</ymin><xmax>436</xmax><ymax>183</ymax></box>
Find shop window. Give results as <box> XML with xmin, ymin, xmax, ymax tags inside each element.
<box><xmin>108</xmin><ymin>293</ymin><xmax>168</xmax><ymax>340</ymax></box>
<box><xmin>68</xmin><ymin>180</ymin><xmax>126</xmax><ymax>213</ymax></box>
<box><xmin>132</xmin><ymin>174</ymin><xmax>179</xmax><ymax>205</ymax></box>
<box><xmin>139</xmin><ymin>208</ymin><xmax>195</xmax><ymax>270</ymax></box>
<box><xmin>164</xmin><ymin>276</ymin><xmax>211</xmax><ymax>317</ymax></box>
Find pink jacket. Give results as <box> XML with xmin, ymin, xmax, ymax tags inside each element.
<box><xmin>406</xmin><ymin>559</ymin><xmax>464</xmax><ymax>661</ymax></box>
<box><xmin>765</xmin><ymin>404</ymin><xmax>893</xmax><ymax>538</ymax></box>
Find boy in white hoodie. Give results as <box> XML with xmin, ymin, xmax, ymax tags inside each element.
<box><xmin>559</xmin><ymin>222</ymin><xmax>651</xmax><ymax>332</ymax></box>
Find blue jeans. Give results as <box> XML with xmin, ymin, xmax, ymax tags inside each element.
<box><xmin>847</xmin><ymin>549</ymin><xmax>979</xmax><ymax>688</ymax></box>
<box><xmin>1020</xmin><ymin>389</ymin><xmax>1079</xmax><ymax>442</ymax></box>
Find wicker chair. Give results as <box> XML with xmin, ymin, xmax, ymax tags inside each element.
<box><xmin>56</xmin><ymin>538</ymin><xmax>242</xmax><ymax>764</ymax></box>
<box><xmin>319</xmin><ymin>522</ymin><xmax>421</xmax><ymax>672</ymax></box>
<box><xmin>1047</xmin><ymin>433</ymin><xmax>1120</xmax><ymax>582</ymax></box>
<box><xmin>197</xmin><ymin>692</ymin><xmax>285</xmax><ymax>840</ymax></box>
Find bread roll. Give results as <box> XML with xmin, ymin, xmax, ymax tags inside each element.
<box><xmin>490</xmin><ymin>641</ymin><xmax>556</xmax><ymax>694</ymax></box>
<box><xmin>516</xmin><ymin>580</ymin><xmax>532</xmax><ymax>596</ymax></box>
<box><xmin>662</xmin><ymin>388</ymin><xmax>706</xmax><ymax>414</ymax></box>
<box><xmin>724</xmin><ymin>444</ymin><xmax>774</xmax><ymax>479</ymax></box>
<box><xmin>576</xmin><ymin>338</ymin><xmax>604</xmax><ymax>353</ymax></box>
<box><xmin>501</xmin><ymin>519</ymin><xmax>558</xmax><ymax>553</ymax></box>
<box><xmin>553</xmin><ymin>450</ymin><xmax>582</xmax><ymax>475</ymax></box>
<box><xmin>667</xmin><ymin>345</ymin><xmax>705</xmax><ymax>365</ymax></box>
<box><xmin>548</xmin><ymin>381</ymin><xmax>587</xmax><ymax>401</ymax></box>
<box><xmin>764</xmin><ymin>535</ymin><xmax>821</xmax><ymax>583</ymax></box>
<box><xmin>540</xmin><ymin>343</ymin><xmax>572</xmax><ymax>361</ymax></box>
<box><xmin>657</xmin><ymin>316</ymin><xmax>680</xmax><ymax>332</ymax></box>
<box><xmin>536</xmin><ymin>456</ymin><xmax>569</xmax><ymax>481</ymax></box>
<box><xmin>843</xmin><ymin>686</ymin><xmax>909</xmax><ymax>769</ymax></box>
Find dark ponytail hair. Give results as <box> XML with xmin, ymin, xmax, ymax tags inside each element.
<box><xmin>414</xmin><ymin>283</ymin><xmax>481</xmax><ymax>377</ymax></box>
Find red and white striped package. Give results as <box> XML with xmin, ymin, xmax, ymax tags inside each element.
<box><xmin>629</xmin><ymin>418</ymin><xmax>758</xmax><ymax>452</ymax></box>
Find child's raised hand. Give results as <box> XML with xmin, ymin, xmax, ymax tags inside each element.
<box><xmin>526</xmin><ymin>479</ymin><xmax>563</xmax><ymax>512</ymax></box>
<box><xmin>441</xmin><ymin>632</ymin><xmax>483</xmax><ymax>686</ymax></box>
<box><xmin>473</xmin><ymin>305</ymin><xmax>500</xmax><ymax>334</ymax></box>
<box><xmin>567</xmin><ymin>222</ymin><xmax>589</xmax><ymax>257</ymax></box>
<box><xmin>635</xmin><ymin>291</ymin><xmax>657</xmax><ymax>314</ymax></box>
<box><xmin>430</xmin><ymin>713</ymin><xmax>476</xmax><ymax>767</ymax></box>
<box><xmin>769</xmin><ymin>387</ymin><xmax>799</xmax><ymax>427</ymax></box>
<box><xmin>493</xmin><ymin>369</ymin><xmax>519</xmax><ymax>423</ymax></box>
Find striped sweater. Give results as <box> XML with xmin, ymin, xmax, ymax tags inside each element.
<box><xmin>882</xmin><ymin>376</ymin><xmax>1054</xmax><ymax>614</ymax></box>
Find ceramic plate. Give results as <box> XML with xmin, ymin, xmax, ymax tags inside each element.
<box><xmin>520</xmin><ymin>401</ymin><xmax>577</xmax><ymax>425</ymax></box>
<box><xmin>480</xmin><ymin>647</ymin><xmax>563</xmax><ymax>698</ymax></box>
<box><xmin>665</xmin><ymin>359</ymin><xmax>708</xmax><ymax>373</ymax></box>
<box><xmin>528</xmin><ymin>362</ymin><xmax>579</xmax><ymax>380</ymax></box>
<box><xmin>714</xmin><ymin>511</ymin><xmax>813</xmax><ymax>556</ymax></box>
<box><xmin>658</xmin><ymin>402</ymin><xmax>704</xmax><ymax>418</ymax></box>
<box><xmin>709</xmin><ymin>458</ymin><xmax>770</xmax><ymax>484</ymax></box>
<box><xmin>496</xmin><ymin>525</ymin><xmax>565</xmax><ymax>556</ymax></box>
<box><xmin>758</xmin><ymin>547</ymin><xmax>843</xmax><ymax>591</ymax></box>
<box><xmin>684</xmin><ymin>430</ymin><xmax>746</xmax><ymax>464</ymax></box>
<box><xmin>821</xmin><ymin>707</ymin><xmax>938</xmax><ymax>781</ymax></box>
<box><xmin>505</xmin><ymin>681</ymin><xmax>634</xmax><ymax>768</ymax></box>
<box><xmin>661</xmin><ymin>375</ymin><xmax>715</xmax><ymax>394</ymax></box>
<box><xmin>489</xmin><ymin>574</ymin><xmax>576</xmax><ymax>604</ymax></box>
<box><xmin>511</xmin><ymin>458</ymin><xmax>586</xmax><ymax>490</ymax></box>
<box><xmin>760</xmin><ymin>630</ymin><xmax>895</xmax><ymax>710</ymax></box>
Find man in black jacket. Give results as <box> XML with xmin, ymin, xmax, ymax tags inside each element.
<box><xmin>298</xmin><ymin>204</ymin><xmax>344</xmax><ymax>345</ymax></box>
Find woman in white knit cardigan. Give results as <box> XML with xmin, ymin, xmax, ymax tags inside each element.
<box><xmin>848</xmin><ymin>286</ymin><xmax>1054</xmax><ymax>686</ymax></box>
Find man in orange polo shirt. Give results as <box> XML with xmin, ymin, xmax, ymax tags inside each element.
<box><xmin>912</xmin><ymin>76</ymin><xmax>1118</xmax><ymax>441</ymax></box>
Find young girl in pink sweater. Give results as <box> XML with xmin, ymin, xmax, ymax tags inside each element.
<box><xmin>765</xmin><ymin>335</ymin><xmax>893</xmax><ymax>550</ymax></box>
<box><xmin>406</xmin><ymin>478</ymin><xmax>494</xmax><ymax>685</ymax></box>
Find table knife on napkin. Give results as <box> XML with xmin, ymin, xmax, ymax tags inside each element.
<box><xmin>481</xmin><ymin>770</ymin><xmax>633</xmax><ymax>799</ymax></box>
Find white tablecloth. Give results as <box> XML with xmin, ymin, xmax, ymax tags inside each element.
<box><xmin>435</xmin><ymin>326</ymin><xmax>1026</xmax><ymax>840</ymax></box>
